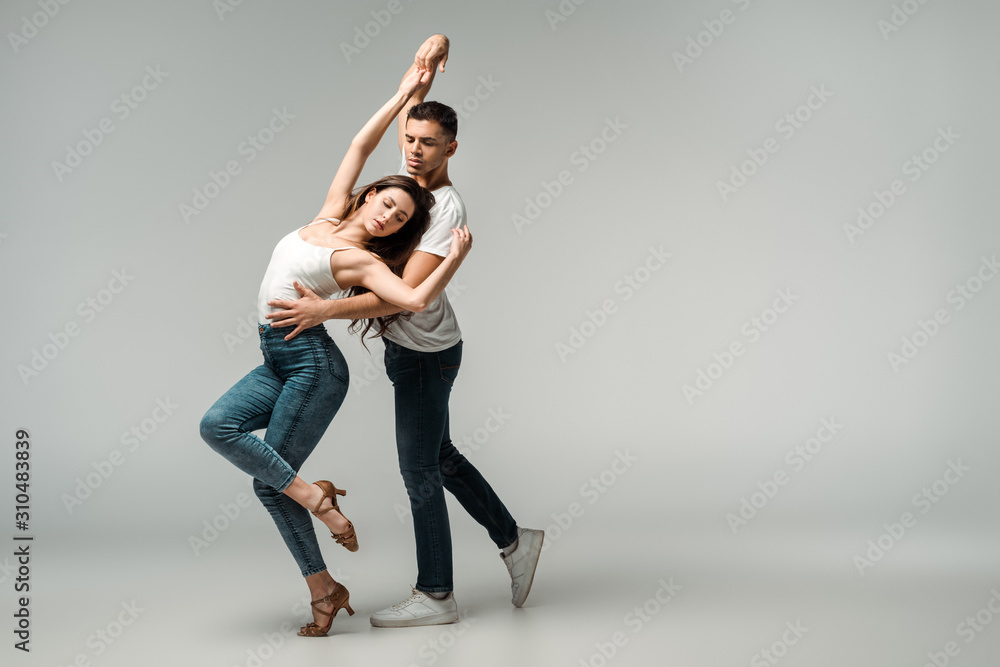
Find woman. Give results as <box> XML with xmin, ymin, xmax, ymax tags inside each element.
<box><xmin>199</xmin><ymin>66</ymin><xmax>472</xmax><ymax>638</ymax></box>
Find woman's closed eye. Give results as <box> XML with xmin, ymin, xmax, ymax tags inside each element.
<box><xmin>383</xmin><ymin>197</ymin><xmax>406</xmax><ymax>224</ymax></box>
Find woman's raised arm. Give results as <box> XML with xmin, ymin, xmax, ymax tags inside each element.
<box><xmin>314</xmin><ymin>67</ymin><xmax>430</xmax><ymax>221</ymax></box>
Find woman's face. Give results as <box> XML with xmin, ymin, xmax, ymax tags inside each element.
<box><xmin>364</xmin><ymin>187</ymin><xmax>415</xmax><ymax>237</ymax></box>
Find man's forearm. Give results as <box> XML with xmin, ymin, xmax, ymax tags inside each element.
<box><xmin>407</xmin><ymin>34</ymin><xmax>446</xmax><ymax>97</ymax></box>
<box><xmin>325</xmin><ymin>291</ymin><xmax>405</xmax><ymax>321</ymax></box>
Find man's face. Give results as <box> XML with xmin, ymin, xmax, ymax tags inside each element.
<box><xmin>403</xmin><ymin>119</ymin><xmax>455</xmax><ymax>175</ymax></box>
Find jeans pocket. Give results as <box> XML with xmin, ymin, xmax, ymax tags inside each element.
<box><xmin>437</xmin><ymin>342</ymin><xmax>462</xmax><ymax>386</ymax></box>
<box><xmin>439</xmin><ymin>363</ymin><xmax>459</xmax><ymax>386</ymax></box>
<box><xmin>322</xmin><ymin>338</ymin><xmax>349</xmax><ymax>384</ymax></box>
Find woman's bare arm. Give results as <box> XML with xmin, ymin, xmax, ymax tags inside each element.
<box><xmin>313</xmin><ymin>66</ymin><xmax>430</xmax><ymax>221</ymax></box>
<box><xmin>333</xmin><ymin>227</ymin><xmax>472</xmax><ymax>313</ymax></box>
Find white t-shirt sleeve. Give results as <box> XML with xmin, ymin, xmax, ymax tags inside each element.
<box><xmin>397</xmin><ymin>153</ymin><xmax>467</xmax><ymax>258</ymax></box>
<box><xmin>417</xmin><ymin>193</ymin><xmax>465</xmax><ymax>257</ymax></box>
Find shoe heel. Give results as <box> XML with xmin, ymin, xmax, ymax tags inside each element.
<box><xmin>345</xmin><ymin>601</ymin><xmax>355</xmax><ymax>616</ymax></box>
<box><xmin>336</xmin><ymin>488</ymin><xmax>347</xmax><ymax>498</ymax></box>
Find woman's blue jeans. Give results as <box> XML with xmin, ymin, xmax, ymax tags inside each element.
<box><xmin>384</xmin><ymin>338</ymin><xmax>518</xmax><ymax>593</ymax></box>
<box><xmin>200</xmin><ymin>324</ymin><xmax>349</xmax><ymax>577</ymax></box>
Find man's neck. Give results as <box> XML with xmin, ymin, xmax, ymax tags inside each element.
<box><xmin>414</xmin><ymin>163</ymin><xmax>452</xmax><ymax>192</ymax></box>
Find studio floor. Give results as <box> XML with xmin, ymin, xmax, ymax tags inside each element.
<box><xmin>22</xmin><ymin>515</ymin><xmax>1000</xmax><ymax>667</ymax></box>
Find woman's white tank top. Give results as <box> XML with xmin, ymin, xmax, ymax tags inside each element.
<box><xmin>256</xmin><ymin>219</ymin><xmax>357</xmax><ymax>323</ymax></box>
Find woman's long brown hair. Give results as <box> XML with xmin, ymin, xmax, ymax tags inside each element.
<box><xmin>341</xmin><ymin>175</ymin><xmax>435</xmax><ymax>347</ymax></box>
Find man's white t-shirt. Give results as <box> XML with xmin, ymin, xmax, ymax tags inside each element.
<box><xmin>381</xmin><ymin>155</ymin><xmax>466</xmax><ymax>352</ymax></box>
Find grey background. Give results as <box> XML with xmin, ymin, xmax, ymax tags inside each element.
<box><xmin>2</xmin><ymin>0</ymin><xmax>999</xmax><ymax>665</ymax></box>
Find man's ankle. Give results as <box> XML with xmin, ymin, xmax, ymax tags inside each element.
<box><xmin>424</xmin><ymin>590</ymin><xmax>451</xmax><ymax>600</ymax></box>
<box><xmin>501</xmin><ymin>532</ymin><xmax>520</xmax><ymax>557</ymax></box>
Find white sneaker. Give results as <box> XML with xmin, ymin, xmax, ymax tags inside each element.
<box><xmin>501</xmin><ymin>527</ymin><xmax>544</xmax><ymax>607</ymax></box>
<box><xmin>369</xmin><ymin>588</ymin><xmax>460</xmax><ymax>628</ymax></box>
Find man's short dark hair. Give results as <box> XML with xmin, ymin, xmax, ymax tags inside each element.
<box><xmin>407</xmin><ymin>101</ymin><xmax>458</xmax><ymax>142</ymax></box>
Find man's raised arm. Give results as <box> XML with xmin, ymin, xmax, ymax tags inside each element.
<box><xmin>398</xmin><ymin>34</ymin><xmax>449</xmax><ymax>152</ymax></box>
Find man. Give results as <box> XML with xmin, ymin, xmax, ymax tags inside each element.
<box><xmin>266</xmin><ymin>34</ymin><xmax>543</xmax><ymax>627</ymax></box>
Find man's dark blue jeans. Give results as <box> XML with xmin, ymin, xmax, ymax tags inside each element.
<box><xmin>384</xmin><ymin>338</ymin><xmax>518</xmax><ymax>593</ymax></box>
